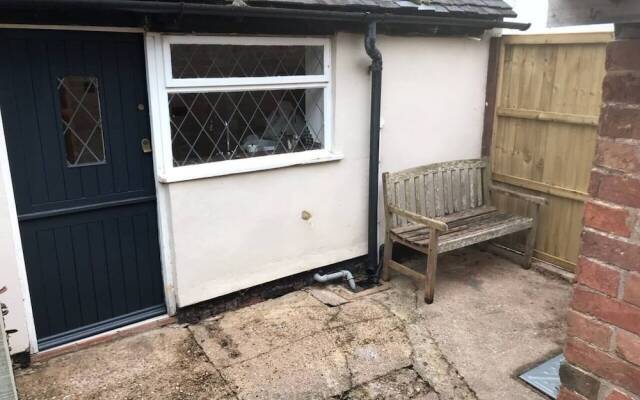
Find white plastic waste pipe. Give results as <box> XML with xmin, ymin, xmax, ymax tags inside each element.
<box><xmin>313</xmin><ymin>271</ymin><xmax>357</xmax><ymax>291</ymax></box>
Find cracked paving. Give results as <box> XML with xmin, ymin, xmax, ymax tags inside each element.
<box><xmin>14</xmin><ymin>248</ymin><xmax>570</xmax><ymax>400</ymax></box>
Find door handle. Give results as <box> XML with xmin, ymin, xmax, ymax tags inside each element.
<box><xmin>141</xmin><ymin>138</ymin><xmax>152</xmax><ymax>154</ymax></box>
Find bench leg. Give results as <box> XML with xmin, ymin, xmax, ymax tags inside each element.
<box><xmin>522</xmin><ymin>204</ymin><xmax>541</xmax><ymax>270</ymax></box>
<box><xmin>522</xmin><ymin>227</ymin><xmax>535</xmax><ymax>269</ymax></box>
<box><xmin>382</xmin><ymin>234</ymin><xmax>393</xmax><ymax>282</ymax></box>
<box><xmin>424</xmin><ymin>229</ymin><xmax>439</xmax><ymax>304</ymax></box>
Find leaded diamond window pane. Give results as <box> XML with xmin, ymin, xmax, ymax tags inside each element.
<box><xmin>169</xmin><ymin>88</ymin><xmax>324</xmax><ymax>166</ymax></box>
<box><xmin>170</xmin><ymin>44</ymin><xmax>324</xmax><ymax>79</ymax></box>
<box><xmin>58</xmin><ymin>76</ymin><xmax>106</xmax><ymax>166</ymax></box>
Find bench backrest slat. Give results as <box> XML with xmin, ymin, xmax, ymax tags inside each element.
<box><xmin>383</xmin><ymin>159</ymin><xmax>491</xmax><ymax>228</ymax></box>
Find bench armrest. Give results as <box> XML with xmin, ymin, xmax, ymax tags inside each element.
<box><xmin>489</xmin><ymin>184</ymin><xmax>548</xmax><ymax>206</ymax></box>
<box><xmin>387</xmin><ymin>205</ymin><xmax>449</xmax><ymax>232</ymax></box>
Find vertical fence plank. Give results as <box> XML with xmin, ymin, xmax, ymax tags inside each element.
<box><xmin>488</xmin><ymin>32</ymin><xmax>611</xmax><ymax>271</ymax></box>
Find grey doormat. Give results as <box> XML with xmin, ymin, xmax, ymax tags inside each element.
<box><xmin>519</xmin><ymin>354</ymin><xmax>564</xmax><ymax>399</ymax></box>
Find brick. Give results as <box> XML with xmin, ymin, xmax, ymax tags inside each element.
<box><xmin>607</xmin><ymin>40</ymin><xmax>640</xmax><ymax>71</ymax></box>
<box><xmin>595</xmin><ymin>139</ymin><xmax>640</xmax><ymax>174</ymax></box>
<box><xmin>600</xmin><ymin>105</ymin><xmax>640</xmax><ymax>140</ymax></box>
<box><xmin>603</xmin><ymin>71</ymin><xmax>640</xmax><ymax>105</ymax></box>
<box><xmin>559</xmin><ymin>362</ymin><xmax>601</xmax><ymax>400</ymax></box>
<box><xmin>616</xmin><ymin>330</ymin><xmax>640</xmax><ymax>367</ymax></box>
<box><xmin>565</xmin><ymin>338</ymin><xmax>640</xmax><ymax>394</ymax></box>
<box><xmin>625</xmin><ymin>273</ymin><xmax>640</xmax><ymax>308</ymax></box>
<box><xmin>584</xmin><ymin>201</ymin><xmax>632</xmax><ymax>238</ymax></box>
<box><xmin>581</xmin><ymin>231</ymin><xmax>640</xmax><ymax>272</ymax></box>
<box><xmin>576</xmin><ymin>257</ymin><xmax>621</xmax><ymax>297</ymax></box>
<box><xmin>571</xmin><ymin>286</ymin><xmax>640</xmax><ymax>336</ymax></box>
<box><xmin>595</xmin><ymin>173</ymin><xmax>640</xmax><ymax>209</ymax></box>
<box><xmin>606</xmin><ymin>389</ymin><xmax>634</xmax><ymax>400</ymax></box>
<box><xmin>566</xmin><ymin>309</ymin><xmax>613</xmax><ymax>350</ymax></box>
<box><xmin>558</xmin><ymin>387</ymin><xmax>589</xmax><ymax>400</ymax></box>
<box><xmin>589</xmin><ymin>170</ymin><xmax>605</xmax><ymax>197</ymax></box>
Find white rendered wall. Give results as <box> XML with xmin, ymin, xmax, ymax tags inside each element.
<box><xmin>169</xmin><ymin>32</ymin><xmax>491</xmax><ymax>307</ymax></box>
<box><xmin>377</xmin><ymin>34</ymin><xmax>488</xmax><ymax>172</ymax></box>
<box><xmin>0</xmin><ymin>116</ymin><xmax>31</xmax><ymax>354</ymax></box>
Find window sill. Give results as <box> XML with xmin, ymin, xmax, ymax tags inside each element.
<box><xmin>158</xmin><ymin>150</ymin><xmax>344</xmax><ymax>183</ymax></box>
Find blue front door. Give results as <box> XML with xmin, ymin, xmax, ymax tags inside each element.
<box><xmin>0</xmin><ymin>29</ymin><xmax>165</xmax><ymax>350</ymax></box>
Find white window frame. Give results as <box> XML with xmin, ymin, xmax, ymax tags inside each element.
<box><xmin>146</xmin><ymin>33</ymin><xmax>340</xmax><ymax>183</ymax></box>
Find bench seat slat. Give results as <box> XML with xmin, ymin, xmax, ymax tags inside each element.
<box><xmin>390</xmin><ymin>205</ymin><xmax>497</xmax><ymax>236</ymax></box>
<box><xmin>392</xmin><ymin>210</ymin><xmax>511</xmax><ymax>243</ymax></box>
<box><xmin>390</xmin><ymin>210</ymin><xmax>533</xmax><ymax>254</ymax></box>
<box><xmin>399</xmin><ymin>212</ymin><xmax>505</xmax><ymax>241</ymax></box>
<box><xmin>438</xmin><ymin>216</ymin><xmax>532</xmax><ymax>253</ymax></box>
<box><xmin>438</xmin><ymin>205</ymin><xmax>497</xmax><ymax>223</ymax></box>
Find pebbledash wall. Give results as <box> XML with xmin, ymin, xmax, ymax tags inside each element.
<box><xmin>0</xmin><ymin>30</ymin><xmax>490</xmax><ymax>353</ymax></box>
<box><xmin>558</xmin><ymin>24</ymin><xmax>640</xmax><ymax>400</ymax></box>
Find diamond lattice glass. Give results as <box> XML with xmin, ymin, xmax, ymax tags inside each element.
<box><xmin>58</xmin><ymin>76</ymin><xmax>106</xmax><ymax>166</ymax></box>
<box><xmin>169</xmin><ymin>88</ymin><xmax>324</xmax><ymax>166</ymax></box>
<box><xmin>170</xmin><ymin>44</ymin><xmax>324</xmax><ymax>79</ymax></box>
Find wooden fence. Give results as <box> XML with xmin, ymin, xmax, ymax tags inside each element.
<box><xmin>487</xmin><ymin>32</ymin><xmax>613</xmax><ymax>271</ymax></box>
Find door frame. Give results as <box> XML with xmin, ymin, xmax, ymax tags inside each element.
<box><xmin>0</xmin><ymin>110</ymin><xmax>38</xmax><ymax>353</ymax></box>
<box><xmin>0</xmin><ymin>24</ymin><xmax>177</xmax><ymax>354</ymax></box>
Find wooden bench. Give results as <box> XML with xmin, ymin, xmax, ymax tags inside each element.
<box><xmin>381</xmin><ymin>158</ymin><xmax>547</xmax><ymax>304</ymax></box>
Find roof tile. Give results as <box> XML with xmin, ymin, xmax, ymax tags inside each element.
<box><xmin>241</xmin><ymin>0</ymin><xmax>515</xmax><ymax>18</ymax></box>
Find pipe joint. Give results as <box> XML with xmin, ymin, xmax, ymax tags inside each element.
<box><xmin>369</xmin><ymin>58</ymin><xmax>383</xmax><ymax>72</ymax></box>
<box><xmin>314</xmin><ymin>271</ymin><xmax>357</xmax><ymax>291</ymax></box>
<box><xmin>365</xmin><ymin>21</ymin><xmax>383</xmax><ymax>71</ymax></box>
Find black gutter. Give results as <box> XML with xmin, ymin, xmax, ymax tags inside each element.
<box><xmin>2</xmin><ymin>0</ymin><xmax>531</xmax><ymax>30</ymax></box>
<box><xmin>364</xmin><ymin>21</ymin><xmax>383</xmax><ymax>281</ymax></box>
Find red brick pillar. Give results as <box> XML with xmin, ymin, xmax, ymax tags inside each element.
<box><xmin>558</xmin><ymin>24</ymin><xmax>640</xmax><ymax>400</ymax></box>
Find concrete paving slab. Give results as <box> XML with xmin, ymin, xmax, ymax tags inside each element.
<box><xmin>389</xmin><ymin>248</ymin><xmax>571</xmax><ymax>400</ymax></box>
<box><xmin>343</xmin><ymin>368</ymin><xmax>435</xmax><ymax>400</ymax></box>
<box><xmin>221</xmin><ymin>330</ymin><xmax>351</xmax><ymax>399</ymax></box>
<box><xmin>308</xmin><ymin>287</ymin><xmax>349</xmax><ymax>307</ymax></box>
<box><xmin>326</xmin><ymin>282</ymin><xmax>392</xmax><ymax>301</ymax></box>
<box><xmin>327</xmin><ymin>299</ymin><xmax>390</xmax><ymax>328</ymax></box>
<box><xmin>370</xmin><ymin>279</ymin><xmax>478</xmax><ymax>400</ymax></box>
<box><xmin>334</xmin><ymin>315</ymin><xmax>412</xmax><ymax>386</ymax></box>
<box><xmin>15</xmin><ymin>326</ymin><xmax>234</xmax><ymax>400</ymax></box>
<box><xmin>190</xmin><ymin>291</ymin><xmax>333</xmax><ymax>368</ymax></box>
<box><xmin>404</xmin><ymin>322</ymin><xmax>477</xmax><ymax>400</ymax></box>
<box><xmin>195</xmin><ymin>291</ymin><xmax>414</xmax><ymax>399</ymax></box>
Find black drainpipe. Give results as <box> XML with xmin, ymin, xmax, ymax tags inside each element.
<box><xmin>364</xmin><ymin>20</ymin><xmax>383</xmax><ymax>282</ymax></box>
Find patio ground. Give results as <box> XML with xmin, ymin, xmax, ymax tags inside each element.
<box><xmin>15</xmin><ymin>247</ymin><xmax>571</xmax><ymax>400</ymax></box>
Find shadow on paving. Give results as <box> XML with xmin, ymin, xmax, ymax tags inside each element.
<box><xmin>15</xmin><ymin>248</ymin><xmax>570</xmax><ymax>400</ymax></box>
